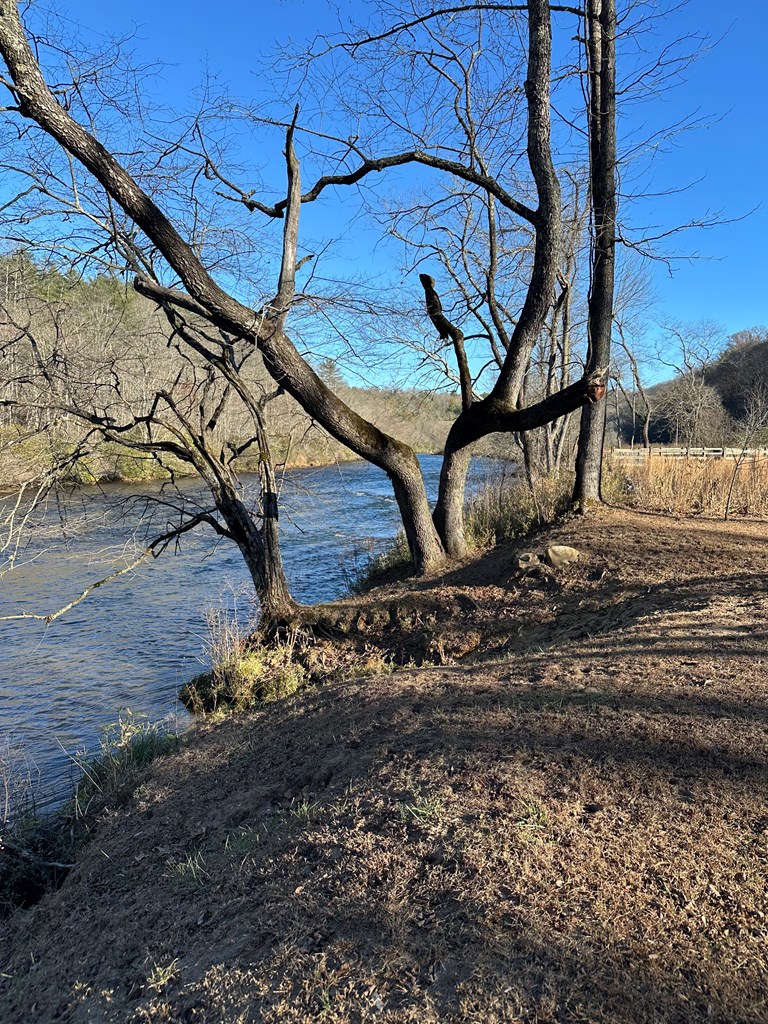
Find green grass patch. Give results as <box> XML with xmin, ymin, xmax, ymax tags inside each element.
<box><xmin>180</xmin><ymin>641</ymin><xmax>306</xmax><ymax>714</ymax></box>
<box><xmin>71</xmin><ymin>710</ymin><xmax>179</xmax><ymax>815</ymax></box>
<box><xmin>0</xmin><ymin>710</ymin><xmax>177</xmax><ymax>915</ymax></box>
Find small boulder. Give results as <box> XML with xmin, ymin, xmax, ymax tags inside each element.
<box><xmin>516</xmin><ymin>551</ymin><xmax>540</xmax><ymax>572</ymax></box>
<box><xmin>546</xmin><ymin>544</ymin><xmax>580</xmax><ymax>568</ymax></box>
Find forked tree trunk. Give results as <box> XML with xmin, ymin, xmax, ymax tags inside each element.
<box><xmin>432</xmin><ymin>0</ymin><xmax>563</xmax><ymax>556</ymax></box>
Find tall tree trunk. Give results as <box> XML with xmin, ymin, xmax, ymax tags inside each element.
<box><xmin>256</xmin><ymin>436</ymin><xmax>298</xmax><ymax>624</ymax></box>
<box><xmin>433</xmin><ymin>446</ymin><xmax>473</xmax><ymax>559</ymax></box>
<box><xmin>433</xmin><ymin>0</ymin><xmax>563</xmax><ymax>554</ymax></box>
<box><xmin>573</xmin><ymin>0</ymin><xmax>617</xmax><ymax>509</ymax></box>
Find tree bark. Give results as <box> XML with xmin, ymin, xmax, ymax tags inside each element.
<box><xmin>573</xmin><ymin>0</ymin><xmax>617</xmax><ymax>509</ymax></box>
<box><xmin>216</xmin><ymin>488</ymin><xmax>297</xmax><ymax>624</ymax></box>
<box><xmin>252</xmin><ymin>416</ymin><xmax>299</xmax><ymax>623</ymax></box>
<box><xmin>433</xmin><ymin>447</ymin><xmax>473</xmax><ymax>558</ymax></box>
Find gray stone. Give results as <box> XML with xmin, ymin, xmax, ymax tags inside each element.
<box><xmin>546</xmin><ymin>544</ymin><xmax>580</xmax><ymax>568</ymax></box>
<box><xmin>516</xmin><ymin>551</ymin><xmax>540</xmax><ymax>572</ymax></box>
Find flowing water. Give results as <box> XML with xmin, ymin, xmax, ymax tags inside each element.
<box><xmin>0</xmin><ymin>455</ymin><xmax>509</xmax><ymax>809</ymax></box>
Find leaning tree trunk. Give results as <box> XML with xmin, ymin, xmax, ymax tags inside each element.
<box><xmin>216</xmin><ymin>486</ymin><xmax>298</xmax><ymax>625</ymax></box>
<box><xmin>255</xmin><ymin>438</ymin><xmax>299</xmax><ymax>625</ymax></box>
<box><xmin>573</xmin><ymin>0</ymin><xmax>617</xmax><ymax>510</ymax></box>
<box><xmin>387</xmin><ymin>447</ymin><xmax>447</xmax><ymax>569</ymax></box>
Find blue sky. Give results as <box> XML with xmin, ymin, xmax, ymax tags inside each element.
<box><xmin>6</xmin><ymin>1</ymin><xmax>768</xmax><ymax>359</ymax></box>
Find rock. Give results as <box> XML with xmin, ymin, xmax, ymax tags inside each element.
<box><xmin>546</xmin><ymin>544</ymin><xmax>580</xmax><ymax>568</ymax></box>
<box><xmin>516</xmin><ymin>551</ymin><xmax>540</xmax><ymax>572</ymax></box>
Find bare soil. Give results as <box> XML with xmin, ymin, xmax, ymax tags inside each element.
<box><xmin>2</xmin><ymin>507</ymin><xmax>768</xmax><ymax>1023</ymax></box>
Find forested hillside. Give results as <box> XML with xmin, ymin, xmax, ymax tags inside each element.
<box><xmin>0</xmin><ymin>254</ymin><xmax>509</xmax><ymax>488</ymax></box>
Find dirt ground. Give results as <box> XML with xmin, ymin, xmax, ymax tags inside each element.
<box><xmin>2</xmin><ymin>507</ymin><xmax>768</xmax><ymax>1023</ymax></box>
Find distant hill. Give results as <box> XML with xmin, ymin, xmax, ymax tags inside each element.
<box><xmin>613</xmin><ymin>326</ymin><xmax>768</xmax><ymax>447</ymax></box>
<box><xmin>704</xmin><ymin>327</ymin><xmax>768</xmax><ymax>421</ymax></box>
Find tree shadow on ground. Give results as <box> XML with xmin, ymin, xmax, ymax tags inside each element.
<box><xmin>4</xmin><ymin>654</ymin><xmax>766</xmax><ymax>1023</ymax></box>
<box><xmin>5</xmin><ymin>510</ymin><xmax>768</xmax><ymax>1022</ymax></box>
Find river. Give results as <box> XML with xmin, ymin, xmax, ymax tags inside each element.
<box><xmin>0</xmin><ymin>455</ymin><xmax>510</xmax><ymax>811</ymax></box>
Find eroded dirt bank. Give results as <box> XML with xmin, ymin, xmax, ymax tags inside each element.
<box><xmin>2</xmin><ymin>508</ymin><xmax>768</xmax><ymax>1023</ymax></box>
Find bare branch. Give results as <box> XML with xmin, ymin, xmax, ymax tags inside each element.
<box><xmin>309</xmin><ymin>4</ymin><xmax>583</xmax><ymax>56</ymax></box>
<box><xmin>273</xmin><ymin>106</ymin><xmax>302</xmax><ymax>319</ymax></box>
<box><xmin>419</xmin><ymin>273</ymin><xmax>474</xmax><ymax>410</ymax></box>
<box><xmin>0</xmin><ymin>513</ymin><xmax>221</xmax><ymax>623</ymax></box>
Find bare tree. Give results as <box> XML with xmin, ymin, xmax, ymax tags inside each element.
<box><xmin>0</xmin><ymin>259</ymin><xmax>297</xmax><ymax>622</ymax></box>
<box><xmin>285</xmin><ymin>0</ymin><xmax>606</xmax><ymax>555</ymax></box>
<box><xmin>0</xmin><ymin>1</ymin><xmax>609</xmax><ymax>576</ymax></box>
<box><xmin>573</xmin><ymin>0</ymin><xmax>616</xmax><ymax>508</ymax></box>
<box><xmin>0</xmin><ymin>10</ymin><xmax>449</xmax><ymax>574</ymax></box>
<box><xmin>725</xmin><ymin>383</ymin><xmax>768</xmax><ymax>521</ymax></box>
<box><xmin>654</xmin><ymin>320</ymin><xmax>729</xmax><ymax>447</ymax></box>
<box><xmin>613</xmin><ymin>322</ymin><xmax>653</xmax><ymax>448</ymax></box>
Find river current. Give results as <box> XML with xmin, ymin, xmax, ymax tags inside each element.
<box><xmin>1</xmin><ymin>455</ymin><xmax>508</xmax><ymax>809</ymax></box>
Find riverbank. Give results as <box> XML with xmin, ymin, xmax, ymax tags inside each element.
<box><xmin>0</xmin><ymin>455</ymin><xmax>511</xmax><ymax>813</ymax></box>
<box><xmin>2</xmin><ymin>507</ymin><xmax>768</xmax><ymax>1023</ymax></box>
<box><xmin>0</xmin><ymin>421</ymin><xmax>516</xmax><ymax>492</ymax></box>
<box><xmin>0</xmin><ymin>432</ymin><xmax>378</xmax><ymax>490</ymax></box>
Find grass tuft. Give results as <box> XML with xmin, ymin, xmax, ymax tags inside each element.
<box><xmin>146</xmin><ymin>957</ymin><xmax>181</xmax><ymax>993</ymax></box>
<box><xmin>465</xmin><ymin>471</ymin><xmax>574</xmax><ymax>547</ymax></box>
<box><xmin>180</xmin><ymin>637</ymin><xmax>306</xmax><ymax>714</ymax></box>
<box><xmin>164</xmin><ymin>850</ymin><xmax>208</xmax><ymax>885</ymax></box>
<box><xmin>181</xmin><ymin>609</ymin><xmax>307</xmax><ymax>714</ymax></box>
<box><xmin>397</xmin><ymin>792</ymin><xmax>444</xmax><ymax>822</ymax></box>
<box><xmin>72</xmin><ymin>710</ymin><xmax>178</xmax><ymax>816</ymax></box>
<box><xmin>0</xmin><ymin>710</ymin><xmax>176</xmax><ymax>915</ymax></box>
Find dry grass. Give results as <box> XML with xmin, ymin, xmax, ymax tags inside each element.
<box><xmin>180</xmin><ymin>639</ymin><xmax>307</xmax><ymax>714</ymax></box>
<box><xmin>465</xmin><ymin>470</ymin><xmax>574</xmax><ymax>547</ymax></box>
<box><xmin>180</xmin><ymin>606</ymin><xmax>304</xmax><ymax>714</ymax></box>
<box><xmin>0</xmin><ymin>713</ymin><xmax>178</xmax><ymax>917</ymax></box>
<box><xmin>180</xmin><ymin>605</ymin><xmax>401</xmax><ymax>714</ymax></box>
<box><xmin>610</xmin><ymin>453</ymin><xmax>768</xmax><ymax>517</ymax></box>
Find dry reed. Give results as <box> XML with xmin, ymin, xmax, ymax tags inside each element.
<box><xmin>611</xmin><ymin>453</ymin><xmax>768</xmax><ymax>517</ymax></box>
